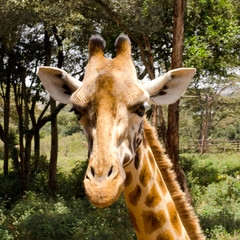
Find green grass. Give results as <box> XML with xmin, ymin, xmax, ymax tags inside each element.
<box><xmin>180</xmin><ymin>153</ymin><xmax>240</xmax><ymax>185</ymax></box>
<box><xmin>40</xmin><ymin>132</ymin><xmax>88</xmax><ymax>173</ymax></box>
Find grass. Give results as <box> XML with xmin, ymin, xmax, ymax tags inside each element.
<box><xmin>40</xmin><ymin>132</ymin><xmax>88</xmax><ymax>173</ymax></box>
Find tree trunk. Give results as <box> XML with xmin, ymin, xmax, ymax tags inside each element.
<box><xmin>10</xmin><ymin>145</ymin><xmax>20</xmax><ymax>177</ymax></box>
<box><xmin>200</xmin><ymin>95</ymin><xmax>210</xmax><ymax>154</ymax></box>
<box><xmin>34</xmin><ymin>129</ymin><xmax>40</xmax><ymax>165</ymax></box>
<box><xmin>158</xmin><ymin>106</ymin><xmax>167</xmax><ymax>147</ymax></box>
<box><xmin>19</xmin><ymin>110</ymin><xmax>24</xmax><ymax>181</ymax></box>
<box><xmin>48</xmin><ymin>25</ymin><xmax>64</xmax><ymax>190</ymax></box>
<box><xmin>167</xmin><ymin>0</ymin><xmax>192</xmax><ymax>203</ymax></box>
<box><xmin>12</xmin><ymin>74</ymin><xmax>26</xmax><ymax>184</ymax></box>
<box><xmin>3</xmin><ymin>72</ymin><xmax>10</xmax><ymax>176</ymax></box>
<box><xmin>49</xmin><ymin>98</ymin><xmax>58</xmax><ymax>190</ymax></box>
<box><xmin>22</xmin><ymin>67</ymin><xmax>32</xmax><ymax>189</ymax></box>
<box><xmin>151</xmin><ymin>105</ymin><xmax>158</xmax><ymax>132</ymax></box>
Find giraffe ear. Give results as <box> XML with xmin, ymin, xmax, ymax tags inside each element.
<box><xmin>37</xmin><ymin>66</ymin><xmax>82</xmax><ymax>104</ymax></box>
<box><xmin>143</xmin><ymin>68</ymin><xmax>196</xmax><ymax>105</ymax></box>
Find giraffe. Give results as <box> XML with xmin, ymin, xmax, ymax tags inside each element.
<box><xmin>37</xmin><ymin>34</ymin><xmax>205</xmax><ymax>239</ymax></box>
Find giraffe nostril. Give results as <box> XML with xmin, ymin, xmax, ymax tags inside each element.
<box><xmin>91</xmin><ymin>166</ymin><xmax>95</xmax><ymax>177</ymax></box>
<box><xmin>108</xmin><ymin>166</ymin><xmax>113</xmax><ymax>177</ymax></box>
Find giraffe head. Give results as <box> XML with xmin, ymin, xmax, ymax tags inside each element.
<box><xmin>37</xmin><ymin>35</ymin><xmax>196</xmax><ymax>208</ymax></box>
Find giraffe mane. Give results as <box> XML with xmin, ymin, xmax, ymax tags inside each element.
<box><xmin>143</xmin><ymin>119</ymin><xmax>205</xmax><ymax>240</ymax></box>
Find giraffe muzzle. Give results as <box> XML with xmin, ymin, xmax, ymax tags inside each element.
<box><xmin>84</xmin><ymin>162</ymin><xmax>126</xmax><ymax>208</ymax></box>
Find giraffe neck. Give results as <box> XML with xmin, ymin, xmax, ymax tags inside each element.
<box><xmin>123</xmin><ymin>120</ymin><xmax>205</xmax><ymax>240</ymax></box>
<box><xmin>123</xmin><ymin>141</ymin><xmax>189</xmax><ymax>240</ymax></box>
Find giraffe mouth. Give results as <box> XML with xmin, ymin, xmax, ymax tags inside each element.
<box><xmin>84</xmin><ymin>174</ymin><xmax>125</xmax><ymax>208</ymax></box>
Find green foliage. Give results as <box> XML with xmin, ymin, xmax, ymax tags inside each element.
<box><xmin>182</xmin><ymin>0</ymin><xmax>240</xmax><ymax>146</ymax></box>
<box><xmin>57</xmin><ymin>110</ymin><xmax>82</xmax><ymax>137</ymax></box>
<box><xmin>215</xmin><ymin>118</ymin><xmax>240</xmax><ymax>140</ymax></box>
<box><xmin>0</xmin><ymin>157</ymin><xmax>136</xmax><ymax>240</ymax></box>
<box><xmin>0</xmin><ymin>173</ymin><xmax>22</xmax><ymax>208</ymax></box>
<box><xmin>3</xmin><ymin>192</ymin><xmax>135</xmax><ymax>240</ymax></box>
<box><xmin>57</xmin><ymin>160</ymin><xmax>88</xmax><ymax>199</ymax></box>
<box><xmin>0</xmin><ymin>203</ymin><xmax>14</xmax><ymax>240</ymax></box>
<box><xmin>180</xmin><ymin>154</ymin><xmax>219</xmax><ymax>186</ymax></box>
<box><xmin>180</xmin><ymin>153</ymin><xmax>240</xmax><ymax>239</ymax></box>
<box><xmin>185</xmin><ymin>0</ymin><xmax>240</xmax><ymax>77</ymax></box>
<box><xmin>199</xmin><ymin>176</ymin><xmax>240</xmax><ymax>238</ymax></box>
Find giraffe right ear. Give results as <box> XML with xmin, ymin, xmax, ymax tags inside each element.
<box><xmin>37</xmin><ymin>66</ymin><xmax>82</xmax><ymax>104</ymax></box>
<box><xmin>143</xmin><ymin>68</ymin><xmax>196</xmax><ymax>105</ymax></box>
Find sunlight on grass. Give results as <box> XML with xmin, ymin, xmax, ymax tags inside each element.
<box><xmin>40</xmin><ymin>132</ymin><xmax>88</xmax><ymax>173</ymax></box>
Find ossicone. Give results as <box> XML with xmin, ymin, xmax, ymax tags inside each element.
<box><xmin>88</xmin><ymin>35</ymin><xmax>106</xmax><ymax>58</ymax></box>
<box><xmin>115</xmin><ymin>34</ymin><xmax>131</xmax><ymax>57</ymax></box>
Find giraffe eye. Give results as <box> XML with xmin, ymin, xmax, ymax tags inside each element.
<box><xmin>70</xmin><ymin>107</ymin><xmax>82</xmax><ymax>120</ymax></box>
<box><xmin>135</xmin><ymin>105</ymin><xmax>145</xmax><ymax>117</ymax></box>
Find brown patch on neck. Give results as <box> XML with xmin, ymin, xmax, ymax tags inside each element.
<box><xmin>156</xmin><ymin>169</ymin><xmax>168</xmax><ymax>196</ymax></box>
<box><xmin>142</xmin><ymin>210</ymin><xmax>166</xmax><ymax>235</ymax></box>
<box><xmin>139</xmin><ymin>158</ymin><xmax>151</xmax><ymax>187</ymax></box>
<box><xmin>156</xmin><ymin>230</ymin><xmax>174</xmax><ymax>240</ymax></box>
<box><xmin>128</xmin><ymin>184</ymin><xmax>142</xmax><ymax>206</ymax></box>
<box><xmin>134</xmin><ymin>150</ymin><xmax>140</xmax><ymax>170</ymax></box>
<box><xmin>143</xmin><ymin>119</ymin><xmax>205</xmax><ymax>240</ymax></box>
<box><xmin>125</xmin><ymin>171</ymin><xmax>133</xmax><ymax>187</ymax></box>
<box><xmin>145</xmin><ymin>184</ymin><xmax>162</xmax><ymax>208</ymax></box>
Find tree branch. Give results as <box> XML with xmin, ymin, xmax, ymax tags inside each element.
<box><xmin>209</xmin><ymin>82</ymin><xmax>235</xmax><ymax>105</ymax></box>
<box><xmin>35</xmin><ymin>103</ymin><xmax>66</xmax><ymax>130</ymax></box>
<box><xmin>37</xmin><ymin>100</ymin><xmax>51</xmax><ymax>123</ymax></box>
<box><xmin>94</xmin><ymin>0</ymin><xmax>155</xmax><ymax>79</ymax></box>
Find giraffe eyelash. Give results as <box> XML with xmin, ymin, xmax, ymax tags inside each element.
<box><xmin>70</xmin><ymin>107</ymin><xmax>82</xmax><ymax>120</ymax></box>
<box><xmin>135</xmin><ymin>102</ymin><xmax>150</xmax><ymax>117</ymax></box>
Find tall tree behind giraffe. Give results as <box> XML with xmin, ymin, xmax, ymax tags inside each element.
<box><xmin>166</xmin><ymin>0</ymin><xmax>192</xmax><ymax>201</ymax></box>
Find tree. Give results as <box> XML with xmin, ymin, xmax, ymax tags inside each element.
<box><xmin>166</xmin><ymin>0</ymin><xmax>192</xmax><ymax>201</ymax></box>
<box><xmin>0</xmin><ymin>0</ymin><xmax>96</xmax><ymax>188</ymax></box>
<box><xmin>49</xmin><ymin>25</ymin><xmax>65</xmax><ymax>190</ymax></box>
<box><xmin>184</xmin><ymin>0</ymin><xmax>240</xmax><ymax>152</ymax></box>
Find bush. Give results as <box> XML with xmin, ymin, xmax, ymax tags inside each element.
<box><xmin>0</xmin><ymin>173</ymin><xmax>22</xmax><ymax>208</ymax></box>
<box><xmin>180</xmin><ymin>154</ymin><xmax>219</xmax><ymax>187</ymax></box>
<box><xmin>58</xmin><ymin>111</ymin><xmax>82</xmax><ymax>137</ymax></box>
<box><xmin>198</xmin><ymin>176</ymin><xmax>240</xmax><ymax>232</ymax></box>
<box><xmin>57</xmin><ymin>160</ymin><xmax>88</xmax><ymax>199</ymax></box>
<box><xmin>180</xmin><ymin>154</ymin><xmax>240</xmax><ymax>239</ymax></box>
<box><xmin>0</xmin><ymin>205</ymin><xmax>14</xmax><ymax>240</ymax></box>
<box><xmin>29</xmin><ymin>155</ymin><xmax>49</xmax><ymax>192</ymax></box>
<box><xmin>5</xmin><ymin>191</ymin><xmax>135</xmax><ymax>240</ymax></box>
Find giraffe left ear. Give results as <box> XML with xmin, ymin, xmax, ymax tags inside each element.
<box><xmin>143</xmin><ymin>68</ymin><xmax>196</xmax><ymax>105</ymax></box>
<box><xmin>37</xmin><ymin>66</ymin><xmax>82</xmax><ymax>104</ymax></box>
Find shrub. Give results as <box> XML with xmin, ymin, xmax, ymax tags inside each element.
<box><xmin>198</xmin><ymin>176</ymin><xmax>240</xmax><ymax>237</ymax></box>
<box><xmin>6</xmin><ymin>191</ymin><xmax>136</xmax><ymax>240</ymax></box>
<box><xmin>0</xmin><ymin>173</ymin><xmax>22</xmax><ymax>208</ymax></box>
<box><xmin>0</xmin><ymin>205</ymin><xmax>14</xmax><ymax>240</ymax></box>
<box><xmin>57</xmin><ymin>160</ymin><xmax>88</xmax><ymax>199</ymax></box>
